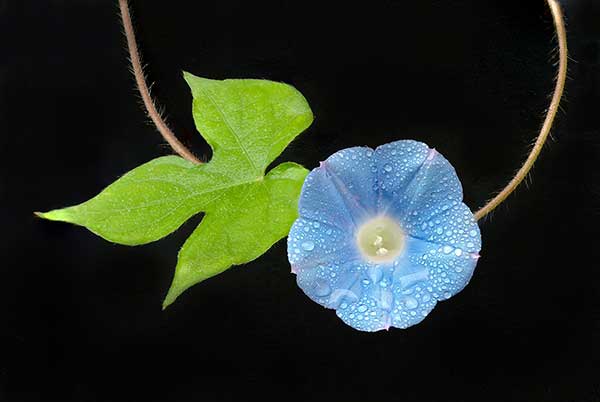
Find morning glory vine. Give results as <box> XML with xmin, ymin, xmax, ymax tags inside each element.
<box><xmin>36</xmin><ymin>0</ymin><xmax>567</xmax><ymax>330</ymax></box>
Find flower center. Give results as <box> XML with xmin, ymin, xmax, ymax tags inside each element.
<box><xmin>356</xmin><ymin>216</ymin><xmax>406</xmax><ymax>263</ymax></box>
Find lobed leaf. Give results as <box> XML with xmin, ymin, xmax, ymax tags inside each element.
<box><xmin>38</xmin><ymin>74</ymin><xmax>313</xmax><ymax>306</ymax></box>
<box><xmin>164</xmin><ymin>162</ymin><xmax>308</xmax><ymax>307</ymax></box>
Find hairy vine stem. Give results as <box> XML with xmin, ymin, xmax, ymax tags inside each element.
<box><xmin>118</xmin><ymin>0</ymin><xmax>567</xmax><ymax>216</ymax></box>
<box><xmin>474</xmin><ymin>0</ymin><xmax>568</xmax><ymax>220</ymax></box>
<box><xmin>118</xmin><ymin>0</ymin><xmax>201</xmax><ymax>164</ymax></box>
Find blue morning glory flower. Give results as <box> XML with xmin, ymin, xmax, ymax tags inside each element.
<box><xmin>287</xmin><ymin>140</ymin><xmax>482</xmax><ymax>332</ymax></box>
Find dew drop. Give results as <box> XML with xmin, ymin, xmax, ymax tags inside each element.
<box><xmin>384</xmin><ymin>164</ymin><xmax>392</xmax><ymax>172</ymax></box>
<box><xmin>301</xmin><ymin>241</ymin><xmax>315</xmax><ymax>251</ymax></box>
<box><xmin>443</xmin><ymin>245</ymin><xmax>453</xmax><ymax>254</ymax></box>
<box><xmin>404</xmin><ymin>296</ymin><xmax>419</xmax><ymax>309</ymax></box>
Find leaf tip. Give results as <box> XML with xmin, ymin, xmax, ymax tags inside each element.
<box><xmin>163</xmin><ymin>274</ymin><xmax>193</xmax><ymax>309</ymax></box>
<box><xmin>34</xmin><ymin>209</ymin><xmax>70</xmax><ymax>222</ymax></box>
<box><xmin>181</xmin><ymin>70</ymin><xmax>192</xmax><ymax>80</ymax></box>
<box><xmin>162</xmin><ymin>268</ymin><xmax>202</xmax><ymax>310</ymax></box>
<box><xmin>162</xmin><ymin>286</ymin><xmax>181</xmax><ymax>310</ymax></box>
<box><xmin>182</xmin><ymin>70</ymin><xmax>203</xmax><ymax>88</ymax></box>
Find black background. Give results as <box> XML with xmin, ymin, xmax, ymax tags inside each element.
<box><xmin>2</xmin><ymin>0</ymin><xmax>600</xmax><ymax>401</ymax></box>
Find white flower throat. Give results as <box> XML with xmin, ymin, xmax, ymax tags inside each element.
<box><xmin>356</xmin><ymin>216</ymin><xmax>406</xmax><ymax>263</ymax></box>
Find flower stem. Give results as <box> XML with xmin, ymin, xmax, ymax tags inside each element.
<box><xmin>118</xmin><ymin>0</ymin><xmax>201</xmax><ymax>164</ymax></box>
<box><xmin>474</xmin><ymin>0</ymin><xmax>567</xmax><ymax>221</ymax></box>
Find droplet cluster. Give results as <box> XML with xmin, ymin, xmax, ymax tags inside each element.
<box><xmin>287</xmin><ymin>140</ymin><xmax>482</xmax><ymax>331</ymax></box>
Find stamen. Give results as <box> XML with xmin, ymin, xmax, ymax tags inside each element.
<box><xmin>356</xmin><ymin>215</ymin><xmax>406</xmax><ymax>263</ymax></box>
<box><xmin>376</xmin><ymin>247</ymin><xmax>389</xmax><ymax>256</ymax></box>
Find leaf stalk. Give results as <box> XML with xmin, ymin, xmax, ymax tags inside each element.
<box><xmin>118</xmin><ymin>0</ymin><xmax>201</xmax><ymax>164</ymax></box>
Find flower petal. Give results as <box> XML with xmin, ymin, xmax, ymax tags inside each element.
<box><xmin>336</xmin><ymin>290</ymin><xmax>392</xmax><ymax>332</ymax></box>
<box><xmin>390</xmin><ymin>283</ymin><xmax>437</xmax><ymax>329</ymax></box>
<box><xmin>295</xmin><ymin>259</ymin><xmax>358</xmax><ymax>308</ymax></box>
<box><xmin>287</xmin><ymin>217</ymin><xmax>356</xmax><ymax>270</ymax></box>
<box><xmin>375</xmin><ymin>140</ymin><xmax>431</xmax><ymax>214</ymax></box>
<box><xmin>406</xmin><ymin>237</ymin><xmax>480</xmax><ymax>298</ymax></box>
<box><xmin>376</xmin><ymin>143</ymin><xmax>481</xmax><ymax>253</ymax></box>
<box><xmin>296</xmin><ymin>256</ymin><xmax>365</xmax><ymax>309</ymax></box>
<box><xmin>300</xmin><ymin>147</ymin><xmax>377</xmax><ymax>227</ymax></box>
<box><xmin>297</xmin><ymin>166</ymin><xmax>356</xmax><ymax>230</ymax></box>
<box><xmin>334</xmin><ymin>256</ymin><xmax>436</xmax><ymax>331</ymax></box>
<box><xmin>400</xmin><ymin>148</ymin><xmax>464</xmax><ymax>220</ymax></box>
<box><xmin>333</xmin><ymin>261</ymin><xmax>393</xmax><ymax>332</ymax></box>
<box><xmin>407</xmin><ymin>203</ymin><xmax>481</xmax><ymax>254</ymax></box>
<box><xmin>389</xmin><ymin>237</ymin><xmax>439</xmax><ymax>328</ymax></box>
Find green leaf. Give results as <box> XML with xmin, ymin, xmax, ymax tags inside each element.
<box><xmin>37</xmin><ymin>73</ymin><xmax>313</xmax><ymax>306</ymax></box>
<box><xmin>37</xmin><ymin>156</ymin><xmax>206</xmax><ymax>245</ymax></box>
<box><xmin>163</xmin><ymin>162</ymin><xmax>308</xmax><ymax>308</ymax></box>
<box><xmin>184</xmin><ymin>72</ymin><xmax>313</xmax><ymax>177</ymax></box>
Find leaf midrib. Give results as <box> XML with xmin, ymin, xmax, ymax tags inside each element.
<box><xmin>80</xmin><ymin>176</ymin><xmax>261</xmax><ymax>216</ymax></box>
<box><xmin>199</xmin><ymin>86</ymin><xmax>261</xmax><ymax>176</ymax></box>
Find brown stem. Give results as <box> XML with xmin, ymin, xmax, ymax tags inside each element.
<box><xmin>118</xmin><ymin>0</ymin><xmax>201</xmax><ymax>164</ymax></box>
<box><xmin>474</xmin><ymin>0</ymin><xmax>567</xmax><ymax>220</ymax></box>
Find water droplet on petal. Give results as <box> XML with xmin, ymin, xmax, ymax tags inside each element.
<box><xmin>404</xmin><ymin>296</ymin><xmax>418</xmax><ymax>309</ymax></box>
<box><xmin>384</xmin><ymin>164</ymin><xmax>392</xmax><ymax>172</ymax></box>
<box><xmin>301</xmin><ymin>241</ymin><xmax>315</xmax><ymax>251</ymax></box>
